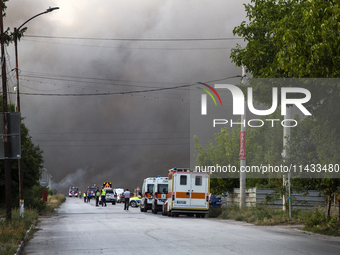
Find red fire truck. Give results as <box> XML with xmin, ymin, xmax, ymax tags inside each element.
<box><xmin>68</xmin><ymin>187</ymin><xmax>79</xmax><ymax>197</ymax></box>
<box><xmin>86</xmin><ymin>186</ymin><xmax>97</xmax><ymax>197</ymax></box>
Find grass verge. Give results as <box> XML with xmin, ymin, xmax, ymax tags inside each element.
<box><xmin>0</xmin><ymin>193</ymin><xmax>66</xmax><ymax>255</ymax></box>
<box><xmin>209</xmin><ymin>205</ymin><xmax>340</xmax><ymax>237</ymax></box>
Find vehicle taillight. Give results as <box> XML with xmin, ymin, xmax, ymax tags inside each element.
<box><xmin>172</xmin><ymin>192</ymin><xmax>175</xmax><ymax>201</ymax></box>
<box><xmin>206</xmin><ymin>196</ymin><xmax>209</xmax><ymax>202</ymax></box>
<box><xmin>154</xmin><ymin>192</ymin><xmax>157</xmax><ymax>201</ymax></box>
<box><xmin>145</xmin><ymin>192</ymin><xmax>148</xmax><ymax>198</ymax></box>
<box><xmin>209</xmin><ymin>200</ymin><xmax>212</xmax><ymax>204</ymax></box>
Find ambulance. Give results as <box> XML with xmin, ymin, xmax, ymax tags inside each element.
<box><xmin>139</xmin><ymin>177</ymin><xmax>156</xmax><ymax>212</ymax></box>
<box><xmin>162</xmin><ymin>168</ymin><xmax>209</xmax><ymax>217</ymax></box>
<box><xmin>151</xmin><ymin>176</ymin><xmax>168</xmax><ymax>214</ymax></box>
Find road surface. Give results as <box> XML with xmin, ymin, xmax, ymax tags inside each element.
<box><xmin>23</xmin><ymin>197</ymin><xmax>340</xmax><ymax>255</ymax></box>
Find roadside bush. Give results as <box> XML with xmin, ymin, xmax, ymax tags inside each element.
<box><xmin>46</xmin><ymin>194</ymin><xmax>66</xmax><ymax>212</ymax></box>
<box><xmin>220</xmin><ymin>204</ymin><xmax>304</xmax><ymax>225</ymax></box>
<box><xmin>304</xmin><ymin>207</ymin><xmax>327</xmax><ymax>228</ymax></box>
<box><xmin>0</xmin><ymin>208</ymin><xmax>39</xmax><ymax>255</ymax></box>
<box><xmin>207</xmin><ymin>208</ymin><xmax>223</xmax><ymax>218</ymax></box>
<box><xmin>303</xmin><ymin>207</ymin><xmax>340</xmax><ymax>236</ymax></box>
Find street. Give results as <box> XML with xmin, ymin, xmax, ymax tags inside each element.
<box><xmin>23</xmin><ymin>197</ymin><xmax>340</xmax><ymax>255</ymax></box>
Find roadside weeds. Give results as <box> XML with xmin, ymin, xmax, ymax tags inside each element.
<box><xmin>0</xmin><ymin>193</ymin><xmax>65</xmax><ymax>255</ymax></box>
<box><xmin>207</xmin><ymin>205</ymin><xmax>340</xmax><ymax>237</ymax></box>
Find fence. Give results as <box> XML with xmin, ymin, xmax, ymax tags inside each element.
<box><xmin>223</xmin><ymin>188</ymin><xmax>325</xmax><ymax>209</ymax></box>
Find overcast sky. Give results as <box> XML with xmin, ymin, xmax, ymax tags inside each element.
<box><xmin>3</xmin><ymin>0</ymin><xmax>250</xmax><ymax>193</ymax></box>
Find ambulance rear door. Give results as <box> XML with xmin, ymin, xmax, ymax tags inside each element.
<box><xmin>190</xmin><ymin>173</ymin><xmax>209</xmax><ymax>209</ymax></box>
<box><xmin>174</xmin><ymin>172</ymin><xmax>191</xmax><ymax>208</ymax></box>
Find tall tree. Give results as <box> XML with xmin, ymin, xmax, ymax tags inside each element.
<box><xmin>230</xmin><ymin>0</ymin><xmax>340</xmax><ymax>219</ymax></box>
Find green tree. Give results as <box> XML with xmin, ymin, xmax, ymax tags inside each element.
<box><xmin>231</xmin><ymin>0</ymin><xmax>340</xmax><ymax>220</ymax></box>
<box><xmin>0</xmin><ymin>98</ymin><xmax>44</xmax><ymax>207</ymax></box>
<box><xmin>231</xmin><ymin>0</ymin><xmax>340</xmax><ymax>78</ymax></box>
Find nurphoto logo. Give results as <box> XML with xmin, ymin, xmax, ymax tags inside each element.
<box><xmin>197</xmin><ymin>83</ymin><xmax>311</xmax><ymax>128</ymax></box>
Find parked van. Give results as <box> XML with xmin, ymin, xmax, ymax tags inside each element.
<box><xmin>163</xmin><ymin>168</ymin><xmax>209</xmax><ymax>217</ymax></box>
<box><xmin>140</xmin><ymin>177</ymin><xmax>156</xmax><ymax>212</ymax></box>
<box><xmin>113</xmin><ymin>188</ymin><xmax>124</xmax><ymax>203</ymax></box>
<box><xmin>151</xmin><ymin>176</ymin><xmax>168</xmax><ymax>214</ymax></box>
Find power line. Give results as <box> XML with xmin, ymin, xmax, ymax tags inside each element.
<box><xmin>7</xmin><ymin>75</ymin><xmax>241</xmax><ymax>97</ymax></box>
<box><xmin>34</xmin><ymin>137</ymin><xmax>190</xmax><ymax>142</ymax></box>
<box><xmin>25</xmin><ymin>35</ymin><xmax>243</xmax><ymax>42</ymax></box>
<box><xmin>30</xmin><ymin>131</ymin><xmax>189</xmax><ymax>135</ymax></box>
<box><xmin>40</xmin><ymin>143</ymin><xmax>191</xmax><ymax>148</ymax></box>
<box><xmin>22</xmin><ymin>38</ymin><xmax>235</xmax><ymax>50</ymax></box>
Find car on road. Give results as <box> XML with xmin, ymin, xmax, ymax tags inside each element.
<box><xmin>114</xmin><ymin>188</ymin><xmax>125</xmax><ymax>203</ymax></box>
<box><xmin>209</xmin><ymin>194</ymin><xmax>222</xmax><ymax>208</ymax></box>
<box><xmin>129</xmin><ymin>196</ymin><xmax>141</xmax><ymax>207</ymax></box>
<box><xmin>99</xmin><ymin>188</ymin><xmax>116</xmax><ymax>205</ymax></box>
<box><xmin>117</xmin><ymin>193</ymin><xmax>125</xmax><ymax>203</ymax></box>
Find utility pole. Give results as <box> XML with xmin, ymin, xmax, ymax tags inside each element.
<box><xmin>283</xmin><ymin>107</ymin><xmax>291</xmax><ymax>217</ymax></box>
<box><xmin>14</xmin><ymin>27</ymin><xmax>24</xmax><ymax>217</ymax></box>
<box><xmin>0</xmin><ymin>0</ymin><xmax>12</xmax><ymax>220</ymax></box>
<box><xmin>239</xmin><ymin>66</ymin><xmax>246</xmax><ymax>208</ymax></box>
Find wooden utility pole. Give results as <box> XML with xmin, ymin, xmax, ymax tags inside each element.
<box><xmin>239</xmin><ymin>66</ymin><xmax>246</xmax><ymax>208</ymax></box>
<box><xmin>0</xmin><ymin>0</ymin><xmax>12</xmax><ymax>220</ymax></box>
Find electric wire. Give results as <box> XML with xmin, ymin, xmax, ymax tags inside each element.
<box><xmin>7</xmin><ymin>75</ymin><xmax>241</xmax><ymax>96</ymax></box>
<box><xmin>25</xmin><ymin>35</ymin><xmax>244</xmax><ymax>42</ymax></box>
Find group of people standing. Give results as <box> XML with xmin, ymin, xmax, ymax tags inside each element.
<box><xmin>82</xmin><ymin>190</ymin><xmax>92</xmax><ymax>203</ymax></box>
<box><xmin>81</xmin><ymin>187</ymin><xmax>131</xmax><ymax>210</ymax></box>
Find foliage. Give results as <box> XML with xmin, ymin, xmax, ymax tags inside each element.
<box><xmin>0</xmin><ymin>98</ymin><xmax>44</xmax><ymax>207</ymax></box>
<box><xmin>194</xmin><ymin>111</ymin><xmax>285</xmax><ymax>193</ymax></box>
<box><xmin>194</xmin><ymin>127</ymin><xmax>240</xmax><ymax>194</ymax></box>
<box><xmin>0</xmin><ymin>208</ymin><xmax>39</xmax><ymax>255</ymax></box>
<box><xmin>230</xmin><ymin>0</ymin><xmax>340</xmax><ymax>221</ymax></box>
<box><xmin>219</xmin><ymin>204</ymin><xmax>305</xmax><ymax>225</ymax></box>
<box><xmin>0</xmin><ymin>193</ymin><xmax>65</xmax><ymax>255</ymax></box>
<box><xmin>231</xmin><ymin>0</ymin><xmax>340</xmax><ymax>78</ymax></box>
<box><xmin>304</xmin><ymin>207</ymin><xmax>340</xmax><ymax>236</ymax></box>
<box><xmin>23</xmin><ymin>185</ymin><xmax>47</xmax><ymax>213</ymax></box>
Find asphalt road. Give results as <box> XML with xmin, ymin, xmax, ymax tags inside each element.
<box><xmin>23</xmin><ymin>197</ymin><xmax>340</xmax><ymax>255</ymax></box>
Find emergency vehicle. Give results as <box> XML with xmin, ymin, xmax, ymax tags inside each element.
<box><xmin>100</xmin><ymin>182</ymin><xmax>116</xmax><ymax>205</ymax></box>
<box><xmin>68</xmin><ymin>187</ymin><xmax>78</xmax><ymax>197</ymax></box>
<box><xmin>86</xmin><ymin>186</ymin><xmax>97</xmax><ymax>197</ymax></box>
<box><xmin>140</xmin><ymin>177</ymin><xmax>156</xmax><ymax>212</ymax></box>
<box><xmin>162</xmin><ymin>168</ymin><xmax>209</xmax><ymax>217</ymax></box>
<box><xmin>151</xmin><ymin>176</ymin><xmax>168</xmax><ymax>214</ymax></box>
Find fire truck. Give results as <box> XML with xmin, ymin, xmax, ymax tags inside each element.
<box><xmin>86</xmin><ymin>186</ymin><xmax>97</xmax><ymax>197</ymax></box>
<box><xmin>68</xmin><ymin>187</ymin><xmax>79</xmax><ymax>197</ymax></box>
<box><xmin>162</xmin><ymin>168</ymin><xmax>209</xmax><ymax>217</ymax></box>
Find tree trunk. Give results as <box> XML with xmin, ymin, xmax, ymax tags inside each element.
<box><xmin>338</xmin><ymin>197</ymin><xmax>340</xmax><ymax>223</ymax></box>
<box><xmin>327</xmin><ymin>194</ymin><xmax>332</xmax><ymax>221</ymax></box>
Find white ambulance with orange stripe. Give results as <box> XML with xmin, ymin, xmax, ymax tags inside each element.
<box><xmin>162</xmin><ymin>168</ymin><xmax>209</xmax><ymax>217</ymax></box>
<box><xmin>151</xmin><ymin>176</ymin><xmax>168</xmax><ymax>214</ymax></box>
<box><xmin>140</xmin><ymin>177</ymin><xmax>156</xmax><ymax>212</ymax></box>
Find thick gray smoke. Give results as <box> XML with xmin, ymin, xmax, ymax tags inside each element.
<box><xmin>4</xmin><ymin>0</ymin><xmax>249</xmax><ymax>194</ymax></box>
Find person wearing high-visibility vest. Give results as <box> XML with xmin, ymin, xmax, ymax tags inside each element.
<box><xmin>83</xmin><ymin>192</ymin><xmax>87</xmax><ymax>203</ymax></box>
<box><xmin>95</xmin><ymin>188</ymin><xmax>100</xmax><ymax>207</ymax></box>
<box><xmin>101</xmin><ymin>187</ymin><xmax>107</xmax><ymax>207</ymax></box>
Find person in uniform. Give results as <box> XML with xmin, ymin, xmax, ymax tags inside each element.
<box><xmin>124</xmin><ymin>188</ymin><xmax>131</xmax><ymax>210</ymax></box>
<box><xmin>83</xmin><ymin>191</ymin><xmax>87</xmax><ymax>203</ymax></box>
<box><xmin>95</xmin><ymin>188</ymin><xmax>100</xmax><ymax>207</ymax></box>
<box><xmin>101</xmin><ymin>187</ymin><xmax>107</xmax><ymax>207</ymax></box>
